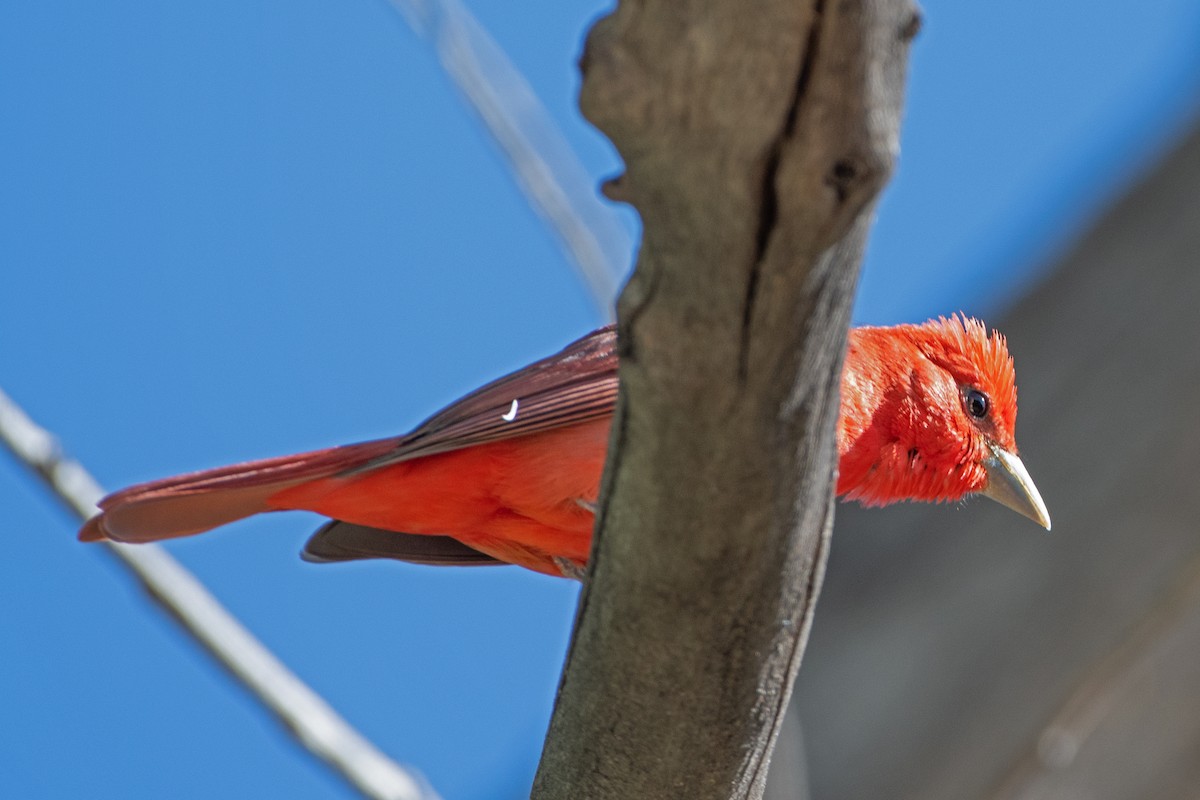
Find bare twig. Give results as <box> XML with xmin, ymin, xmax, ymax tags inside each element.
<box><xmin>0</xmin><ymin>387</ymin><xmax>439</xmax><ymax>800</ymax></box>
<box><xmin>988</xmin><ymin>551</ymin><xmax>1200</xmax><ymax>799</ymax></box>
<box><xmin>388</xmin><ymin>0</ymin><xmax>632</xmax><ymax>319</ymax></box>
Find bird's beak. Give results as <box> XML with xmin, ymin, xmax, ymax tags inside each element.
<box><xmin>980</xmin><ymin>445</ymin><xmax>1052</xmax><ymax>530</ymax></box>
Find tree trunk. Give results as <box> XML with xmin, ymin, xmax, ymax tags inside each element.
<box><xmin>532</xmin><ymin>2</ymin><xmax>917</xmax><ymax>798</ymax></box>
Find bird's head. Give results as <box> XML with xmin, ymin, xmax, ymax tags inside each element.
<box><xmin>839</xmin><ymin>315</ymin><xmax>1050</xmax><ymax>529</ymax></box>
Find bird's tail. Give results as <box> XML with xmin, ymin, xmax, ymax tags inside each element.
<box><xmin>79</xmin><ymin>437</ymin><xmax>403</xmax><ymax>544</ymax></box>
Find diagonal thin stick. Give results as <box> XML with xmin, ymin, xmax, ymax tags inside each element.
<box><xmin>0</xmin><ymin>386</ymin><xmax>440</xmax><ymax>800</ymax></box>
<box><xmin>986</xmin><ymin>550</ymin><xmax>1200</xmax><ymax>800</ymax></box>
<box><xmin>3</xmin><ymin>8</ymin><xmax>625</xmax><ymax>798</ymax></box>
<box><xmin>388</xmin><ymin>0</ymin><xmax>632</xmax><ymax>320</ymax></box>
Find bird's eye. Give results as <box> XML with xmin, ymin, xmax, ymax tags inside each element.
<box><xmin>965</xmin><ymin>388</ymin><xmax>989</xmax><ymax>419</ymax></box>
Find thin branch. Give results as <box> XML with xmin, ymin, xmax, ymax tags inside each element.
<box><xmin>0</xmin><ymin>387</ymin><xmax>439</xmax><ymax>800</ymax></box>
<box><xmin>987</xmin><ymin>551</ymin><xmax>1200</xmax><ymax>799</ymax></box>
<box><xmin>388</xmin><ymin>0</ymin><xmax>633</xmax><ymax>320</ymax></box>
<box><xmin>5</xmin><ymin>8</ymin><xmax>626</xmax><ymax>796</ymax></box>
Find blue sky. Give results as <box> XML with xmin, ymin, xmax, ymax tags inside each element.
<box><xmin>2</xmin><ymin>2</ymin><xmax>1198</xmax><ymax>798</ymax></box>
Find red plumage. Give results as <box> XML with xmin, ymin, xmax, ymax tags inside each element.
<box><xmin>81</xmin><ymin>317</ymin><xmax>1049</xmax><ymax>578</ymax></box>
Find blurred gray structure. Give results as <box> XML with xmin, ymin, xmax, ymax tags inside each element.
<box><xmin>783</xmin><ymin>117</ymin><xmax>1200</xmax><ymax>798</ymax></box>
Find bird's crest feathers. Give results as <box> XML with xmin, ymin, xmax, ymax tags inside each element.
<box><xmin>915</xmin><ymin>314</ymin><xmax>1018</xmax><ymax>451</ymax></box>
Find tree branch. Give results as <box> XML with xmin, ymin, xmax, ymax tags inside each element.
<box><xmin>388</xmin><ymin>0</ymin><xmax>633</xmax><ymax>319</ymax></box>
<box><xmin>532</xmin><ymin>1</ymin><xmax>916</xmax><ymax>798</ymax></box>
<box><xmin>0</xmin><ymin>387</ymin><xmax>439</xmax><ymax>800</ymax></box>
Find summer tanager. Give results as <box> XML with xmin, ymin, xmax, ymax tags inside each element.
<box><xmin>80</xmin><ymin>316</ymin><xmax>1050</xmax><ymax>578</ymax></box>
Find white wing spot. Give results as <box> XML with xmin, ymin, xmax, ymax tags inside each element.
<box><xmin>501</xmin><ymin>399</ymin><xmax>519</xmax><ymax>422</ymax></box>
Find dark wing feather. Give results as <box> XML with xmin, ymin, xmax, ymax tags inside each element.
<box><xmin>302</xmin><ymin>520</ymin><xmax>503</xmax><ymax>566</ymax></box>
<box><xmin>344</xmin><ymin>324</ymin><xmax>618</xmax><ymax>473</ymax></box>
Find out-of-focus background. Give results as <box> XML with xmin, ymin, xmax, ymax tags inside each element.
<box><xmin>2</xmin><ymin>2</ymin><xmax>1199</xmax><ymax>798</ymax></box>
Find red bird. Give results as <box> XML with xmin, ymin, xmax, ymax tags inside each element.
<box><xmin>81</xmin><ymin>316</ymin><xmax>1050</xmax><ymax>578</ymax></box>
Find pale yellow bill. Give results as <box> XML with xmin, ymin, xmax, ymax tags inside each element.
<box><xmin>980</xmin><ymin>445</ymin><xmax>1052</xmax><ymax>530</ymax></box>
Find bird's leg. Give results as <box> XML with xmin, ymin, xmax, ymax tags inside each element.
<box><xmin>553</xmin><ymin>498</ymin><xmax>597</xmax><ymax>581</ymax></box>
<box><xmin>553</xmin><ymin>557</ymin><xmax>588</xmax><ymax>582</ymax></box>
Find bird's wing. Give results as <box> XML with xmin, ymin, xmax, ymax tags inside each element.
<box><xmin>343</xmin><ymin>323</ymin><xmax>618</xmax><ymax>472</ymax></box>
<box><xmin>81</xmin><ymin>325</ymin><xmax>618</xmax><ymax>543</ymax></box>
<box><xmin>301</xmin><ymin>520</ymin><xmax>503</xmax><ymax>565</ymax></box>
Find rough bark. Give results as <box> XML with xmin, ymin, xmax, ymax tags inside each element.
<box><xmin>531</xmin><ymin>2</ymin><xmax>917</xmax><ymax>798</ymax></box>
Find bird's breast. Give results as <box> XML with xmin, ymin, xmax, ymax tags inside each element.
<box><xmin>268</xmin><ymin>418</ymin><xmax>612</xmax><ymax>571</ymax></box>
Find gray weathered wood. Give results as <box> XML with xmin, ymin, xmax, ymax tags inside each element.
<box><xmin>532</xmin><ymin>2</ymin><xmax>917</xmax><ymax>798</ymax></box>
<box><xmin>794</xmin><ymin>119</ymin><xmax>1200</xmax><ymax>799</ymax></box>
